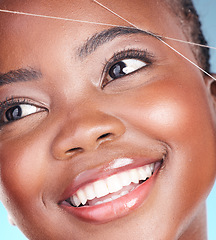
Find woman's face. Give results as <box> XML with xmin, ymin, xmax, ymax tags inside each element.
<box><xmin>0</xmin><ymin>0</ymin><xmax>216</xmax><ymax>239</ymax></box>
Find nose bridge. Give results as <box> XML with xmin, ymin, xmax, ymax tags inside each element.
<box><xmin>51</xmin><ymin>106</ymin><xmax>125</xmax><ymax>160</ymax></box>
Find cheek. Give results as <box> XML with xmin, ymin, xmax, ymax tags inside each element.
<box><xmin>144</xmin><ymin>100</ymin><xmax>184</xmax><ymax>138</ymax></box>
<box><xmin>117</xmin><ymin>79</ymin><xmax>214</xmax><ymax>143</ymax></box>
<box><xmin>0</xmin><ymin>137</ymin><xmax>48</xmax><ymax>210</ymax></box>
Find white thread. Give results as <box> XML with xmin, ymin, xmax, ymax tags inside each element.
<box><xmin>0</xmin><ymin>7</ymin><xmax>216</xmax><ymax>51</ymax></box>
<box><xmin>0</xmin><ymin>9</ymin><xmax>126</xmax><ymax>28</ymax></box>
<box><xmin>160</xmin><ymin>36</ymin><xmax>216</xmax><ymax>50</ymax></box>
<box><xmin>160</xmin><ymin>39</ymin><xmax>216</xmax><ymax>81</ymax></box>
<box><xmin>92</xmin><ymin>0</ymin><xmax>216</xmax><ymax>82</ymax></box>
<box><xmin>93</xmin><ymin>0</ymin><xmax>138</xmax><ymax>28</ymax></box>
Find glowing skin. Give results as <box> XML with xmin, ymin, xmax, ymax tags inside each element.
<box><xmin>0</xmin><ymin>0</ymin><xmax>216</xmax><ymax>239</ymax></box>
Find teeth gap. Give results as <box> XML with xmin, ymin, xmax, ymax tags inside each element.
<box><xmin>68</xmin><ymin>201</ymin><xmax>86</xmax><ymax>208</ymax></box>
<box><xmin>139</xmin><ymin>177</ymin><xmax>149</xmax><ymax>184</ymax></box>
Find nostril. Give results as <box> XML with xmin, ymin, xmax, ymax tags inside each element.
<box><xmin>97</xmin><ymin>133</ymin><xmax>113</xmax><ymax>141</ymax></box>
<box><xmin>66</xmin><ymin>147</ymin><xmax>83</xmax><ymax>155</ymax></box>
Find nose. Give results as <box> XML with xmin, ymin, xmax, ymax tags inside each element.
<box><xmin>51</xmin><ymin>110</ymin><xmax>125</xmax><ymax>160</ymax></box>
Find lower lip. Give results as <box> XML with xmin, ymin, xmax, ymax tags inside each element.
<box><xmin>60</xmin><ymin>168</ymin><xmax>159</xmax><ymax>224</ymax></box>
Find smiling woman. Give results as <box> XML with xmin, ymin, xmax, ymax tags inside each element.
<box><xmin>0</xmin><ymin>0</ymin><xmax>216</xmax><ymax>240</ymax></box>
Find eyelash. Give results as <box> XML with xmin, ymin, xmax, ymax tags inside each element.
<box><xmin>101</xmin><ymin>49</ymin><xmax>154</xmax><ymax>88</ymax></box>
<box><xmin>0</xmin><ymin>97</ymin><xmax>28</xmax><ymax>110</ymax></box>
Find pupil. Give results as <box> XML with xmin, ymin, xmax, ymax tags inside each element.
<box><xmin>6</xmin><ymin>105</ymin><xmax>22</xmax><ymax>121</ymax></box>
<box><xmin>109</xmin><ymin>61</ymin><xmax>126</xmax><ymax>79</ymax></box>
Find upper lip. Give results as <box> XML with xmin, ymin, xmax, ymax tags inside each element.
<box><xmin>59</xmin><ymin>154</ymin><xmax>165</xmax><ymax>203</ymax></box>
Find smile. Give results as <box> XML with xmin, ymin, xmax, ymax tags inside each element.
<box><xmin>60</xmin><ymin>157</ymin><xmax>163</xmax><ymax>223</ymax></box>
<box><xmin>65</xmin><ymin>163</ymin><xmax>157</xmax><ymax>207</ymax></box>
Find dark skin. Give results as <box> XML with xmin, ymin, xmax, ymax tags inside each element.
<box><xmin>0</xmin><ymin>0</ymin><xmax>216</xmax><ymax>239</ymax></box>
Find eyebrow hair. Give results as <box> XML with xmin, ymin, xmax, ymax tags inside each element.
<box><xmin>0</xmin><ymin>68</ymin><xmax>42</xmax><ymax>87</ymax></box>
<box><xmin>78</xmin><ymin>27</ymin><xmax>160</xmax><ymax>58</ymax></box>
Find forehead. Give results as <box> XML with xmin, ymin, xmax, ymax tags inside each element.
<box><xmin>0</xmin><ymin>0</ymin><xmax>184</xmax><ymax>71</ymax></box>
<box><xmin>0</xmin><ymin>0</ymin><xmax>179</xmax><ymax>35</ymax></box>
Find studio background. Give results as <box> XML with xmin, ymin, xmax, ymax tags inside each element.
<box><xmin>0</xmin><ymin>0</ymin><xmax>216</xmax><ymax>239</ymax></box>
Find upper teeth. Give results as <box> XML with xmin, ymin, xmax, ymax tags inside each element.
<box><xmin>69</xmin><ymin>163</ymin><xmax>155</xmax><ymax>207</ymax></box>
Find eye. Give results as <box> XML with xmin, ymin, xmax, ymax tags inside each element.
<box><xmin>102</xmin><ymin>49</ymin><xmax>154</xmax><ymax>89</ymax></box>
<box><xmin>103</xmin><ymin>59</ymin><xmax>147</xmax><ymax>87</ymax></box>
<box><xmin>110</xmin><ymin>59</ymin><xmax>146</xmax><ymax>78</ymax></box>
<box><xmin>3</xmin><ymin>104</ymin><xmax>43</xmax><ymax>123</ymax></box>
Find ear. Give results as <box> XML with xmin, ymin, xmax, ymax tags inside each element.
<box><xmin>204</xmin><ymin>74</ymin><xmax>216</xmax><ymax>98</ymax></box>
<box><xmin>204</xmin><ymin>74</ymin><xmax>216</xmax><ymax>114</ymax></box>
<box><xmin>209</xmin><ymin>74</ymin><xmax>216</xmax><ymax>97</ymax></box>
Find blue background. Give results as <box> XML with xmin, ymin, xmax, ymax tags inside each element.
<box><xmin>0</xmin><ymin>0</ymin><xmax>216</xmax><ymax>239</ymax></box>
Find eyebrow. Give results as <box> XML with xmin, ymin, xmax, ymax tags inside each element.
<box><xmin>78</xmin><ymin>26</ymin><xmax>160</xmax><ymax>58</ymax></box>
<box><xmin>0</xmin><ymin>68</ymin><xmax>42</xmax><ymax>87</ymax></box>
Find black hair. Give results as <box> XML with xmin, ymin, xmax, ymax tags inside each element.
<box><xmin>165</xmin><ymin>0</ymin><xmax>210</xmax><ymax>72</ymax></box>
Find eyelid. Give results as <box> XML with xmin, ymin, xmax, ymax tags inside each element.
<box><xmin>101</xmin><ymin>48</ymin><xmax>155</xmax><ymax>88</ymax></box>
<box><xmin>0</xmin><ymin>97</ymin><xmax>48</xmax><ymax>111</ymax></box>
<box><xmin>0</xmin><ymin>97</ymin><xmax>25</xmax><ymax>109</ymax></box>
